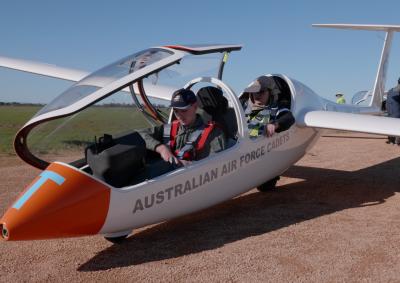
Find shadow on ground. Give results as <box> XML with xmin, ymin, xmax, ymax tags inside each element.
<box><xmin>79</xmin><ymin>157</ymin><xmax>400</xmax><ymax>271</ymax></box>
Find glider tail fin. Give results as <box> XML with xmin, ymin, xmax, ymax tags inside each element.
<box><xmin>313</xmin><ymin>24</ymin><xmax>400</xmax><ymax>110</ymax></box>
<box><xmin>371</xmin><ymin>30</ymin><xmax>393</xmax><ymax>110</ymax></box>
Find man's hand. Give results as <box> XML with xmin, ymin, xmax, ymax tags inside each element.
<box><xmin>156</xmin><ymin>144</ymin><xmax>179</xmax><ymax>164</ymax></box>
<box><xmin>155</xmin><ymin>144</ymin><xmax>191</xmax><ymax>166</ymax></box>
<box><xmin>265</xmin><ymin>123</ymin><xmax>278</xmax><ymax>137</ymax></box>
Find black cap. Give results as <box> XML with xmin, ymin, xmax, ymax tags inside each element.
<box><xmin>170</xmin><ymin>88</ymin><xmax>197</xmax><ymax>109</ymax></box>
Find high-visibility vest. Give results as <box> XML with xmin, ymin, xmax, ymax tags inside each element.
<box><xmin>336</xmin><ymin>97</ymin><xmax>346</xmax><ymax>104</ymax></box>
<box><xmin>248</xmin><ymin>109</ymin><xmax>272</xmax><ymax>138</ymax></box>
<box><xmin>246</xmin><ymin>106</ymin><xmax>290</xmax><ymax>138</ymax></box>
<box><xmin>163</xmin><ymin>120</ymin><xmax>217</xmax><ymax>160</ymax></box>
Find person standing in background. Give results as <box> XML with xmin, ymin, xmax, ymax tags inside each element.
<box><xmin>335</xmin><ymin>92</ymin><xmax>346</xmax><ymax>104</ymax></box>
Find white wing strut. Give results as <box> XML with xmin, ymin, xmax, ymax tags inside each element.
<box><xmin>299</xmin><ymin>111</ymin><xmax>400</xmax><ymax>137</ymax></box>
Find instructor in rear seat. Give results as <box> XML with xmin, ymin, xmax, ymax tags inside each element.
<box><xmin>139</xmin><ymin>88</ymin><xmax>227</xmax><ymax>166</ymax></box>
<box><xmin>243</xmin><ymin>76</ymin><xmax>295</xmax><ymax>138</ymax></box>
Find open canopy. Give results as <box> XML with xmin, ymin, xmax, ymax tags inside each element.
<box><xmin>15</xmin><ymin>44</ymin><xmax>242</xmax><ymax>169</ymax></box>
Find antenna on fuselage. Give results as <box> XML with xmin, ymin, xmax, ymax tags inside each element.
<box><xmin>312</xmin><ymin>24</ymin><xmax>400</xmax><ymax>110</ymax></box>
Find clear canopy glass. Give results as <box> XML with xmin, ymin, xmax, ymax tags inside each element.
<box><xmin>34</xmin><ymin>48</ymin><xmax>174</xmax><ymax>117</ymax></box>
<box><xmin>26</xmin><ymin>51</ymin><xmax>226</xmax><ymax>165</ymax></box>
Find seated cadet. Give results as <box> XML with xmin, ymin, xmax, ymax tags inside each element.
<box><xmin>243</xmin><ymin>76</ymin><xmax>295</xmax><ymax>138</ymax></box>
<box><xmin>139</xmin><ymin>88</ymin><xmax>227</xmax><ymax>169</ymax></box>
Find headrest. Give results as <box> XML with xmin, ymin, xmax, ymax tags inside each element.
<box><xmin>197</xmin><ymin>86</ymin><xmax>228</xmax><ymax>115</ymax></box>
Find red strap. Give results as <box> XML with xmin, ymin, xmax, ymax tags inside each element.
<box><xmin>171</xmin><ymin>120</ymin><xmax>218</xmax><ymax>160</ymax></box>
<box><xmin>169</xmin><ymin>120</ymin><xmax>180</xmax><ymax>151</ymax></box>
<box><xmin>195</xmin><ymin>121</ymin><xmax>216</xmax><ymax>153</ymax></box>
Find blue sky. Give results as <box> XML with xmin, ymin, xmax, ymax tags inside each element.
<box><xmin>0</xmin><ymin>0</ymin><xmax>400</xmax><ymax>103</ymax></box>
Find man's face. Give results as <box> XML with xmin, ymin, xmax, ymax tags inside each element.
<box><xmin>252</xmin><ymin>90</ymin><xmax>270</xmax><ymax>106</ymax></box>
<box><xmin>174</xmin><ymin>102</ymin><xmax>198</xmax><ymax>126</ymax></box>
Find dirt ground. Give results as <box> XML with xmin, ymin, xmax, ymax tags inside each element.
<box><xmin>1</xmin><ymin>131</ymin><xmax>400</xmax><ymax>282</ymax></box>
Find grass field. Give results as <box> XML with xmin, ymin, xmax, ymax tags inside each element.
<box><xmin>0</xmin><ymin>105</ymin><xmax>158</xmax><ymax>155</ymax></box>
<box><xmin>0</xmin><ymin>105</ymin><xmax>41</xmax><ymax>154</ymax></box>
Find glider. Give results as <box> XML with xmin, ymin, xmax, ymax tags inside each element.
<box><xmin>1</xmin><ymin>25</ymin><xmax>399</xmax><ymax>242</ymax></box>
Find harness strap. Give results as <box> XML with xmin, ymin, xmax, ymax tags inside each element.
<box><xmin>169</xmin><ymin>120</ymin><xmax>180</xmax><ymax>150</ymax></box>
<box><xmin>196</xmin><ymin>121</ymin><xmax>216</xmax><ymax>152</ymax></box>
<box><xmin>175</xmin><ymin>126</ymin><xmax>205</xmax><ymax>160</ymax></box>
<box><xmin>177</xmin><ymin>122</ymin><xmax>218</xmax><ymax>160</ymax></box>
<box><xmin>165</xmin><ymin>120</ymin><xmax>217</xmax><ymax>160</ymax></box>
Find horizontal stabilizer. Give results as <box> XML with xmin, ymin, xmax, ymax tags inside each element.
<box><xmin>312</xmin><ymin>24</ymin><xmax>400</xmax><ymax>32</ymax></box>
<box><xmin>300</xmin><ymin>111</ymin><xmax>400</xmax><ymax>137</ymax></box>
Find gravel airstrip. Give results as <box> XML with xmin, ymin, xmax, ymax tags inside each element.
<box><xmin>1</xmin><ymin>131</ymin><xmax>399</xmax><ymax>282</ymax></box>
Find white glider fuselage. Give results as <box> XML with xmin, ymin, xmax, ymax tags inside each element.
<box><xmin>100</xmin><ymin>126</ymin><xmax>317</xmax><ymax>236</ymax></box>
<box><xmin>100</xmin><ymin>76</ymin><xmax>322</xmax><ymax>237</ymax></box>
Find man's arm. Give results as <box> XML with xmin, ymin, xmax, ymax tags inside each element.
<box><xmin>138</xmin><ymin>125</ymin><xmax>164</xmax><ymax>151</ymax></box>
<box><xmin>274</xmin><ymin>110</ymin><xmax>295</xmax><ymax>133</ymax></box>
<box><xmin>139</xmin><ymin>125</ymin><xmax>184</xmax><ymax>165</ymax></box>
<box><xmin>264</xmin><ymin>110</ymin><xmax>294</xmax><ymax>137</ymax></box>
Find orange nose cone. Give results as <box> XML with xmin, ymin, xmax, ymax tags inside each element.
<box><xmin>0</xmin><ymin>162</ymin><xmax>110</xmax><ymax>241</ymax></box>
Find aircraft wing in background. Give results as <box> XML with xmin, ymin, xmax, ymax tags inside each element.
<box><xmin>0</xmin><ymin>56</ymin><xmax>88</xmax><ymax>81</ymax></box>
<box><xmin>0</xmin><ymin>55</ymin><xmax>175</xmax><ymax>102</ymax></box>
<box><xmin>299</xmin><ymin>110</ymin><xmax>400</xmax><ymax>137</ymax></box>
